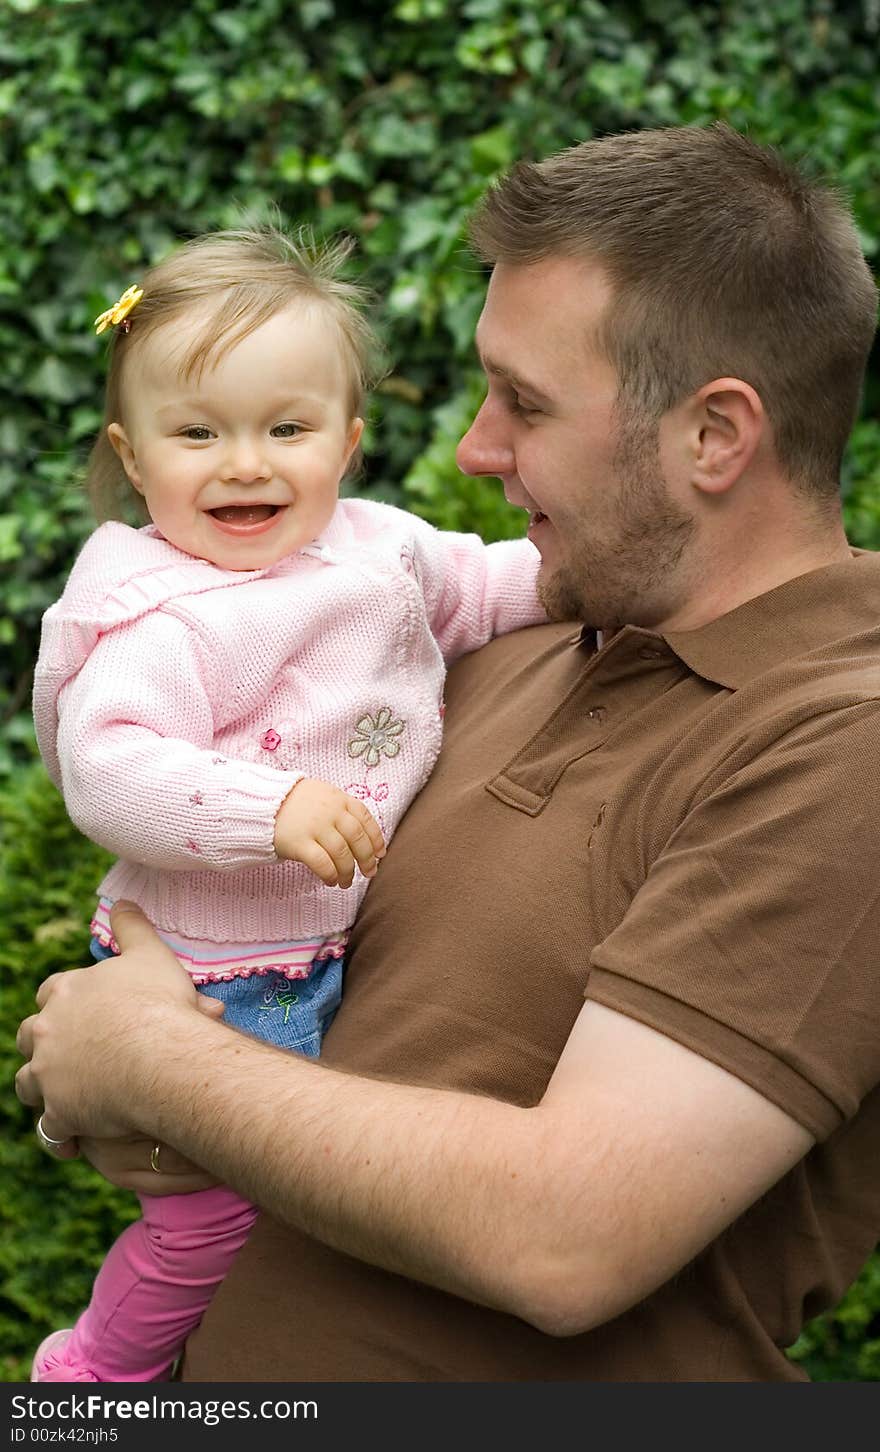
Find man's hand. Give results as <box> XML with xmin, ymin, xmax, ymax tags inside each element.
<box><xmin>79</xmin><ymin>1134</ymin><xmax>219</xmax><ymax>1197</ymax></box>
<box><xmin>15</xmin><ymin>902</ymin><xmax>204</xmax><ymax>1142</ymax></box>
<box><xmin>274</xmin><ymin>777</ymin><xmax>386</xmax><ymax>887</ymax></box>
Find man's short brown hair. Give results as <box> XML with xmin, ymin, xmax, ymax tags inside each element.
<box><xmin>469</xmin><ymin>123</ymin><xmax>878</xmax><ymax>499</ymax></box>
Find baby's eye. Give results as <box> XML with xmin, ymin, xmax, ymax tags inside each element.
<box><xmin>178</xmin><ymin>425</ymin><xmax>215</xmax><ymax>441</ymax></box>
<box><xmin>270</xmin><ymin>422</ymin><xmax>303</xmax><ymax>439</ymax></box>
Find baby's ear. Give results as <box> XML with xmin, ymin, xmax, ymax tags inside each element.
<box><xmin>107</xmin><ymin>423</ymin><xmax>143</xmax><ymax>492</ymax></box>
<box><xmin>346</xmin><ymin>416</ymin><xmax>365</xmax><ymax>458</ymax></box>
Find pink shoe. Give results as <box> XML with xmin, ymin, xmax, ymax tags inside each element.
<box><xmin>31</xmin><ymin>1329</ymin><xmax>97</xmax><ymax>1382</ymax></box>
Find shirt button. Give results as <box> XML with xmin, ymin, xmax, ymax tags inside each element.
<box><xmin>587</xmin><ymin>706</ymin><xmax>607</xmax><ymax>721</ymax></box>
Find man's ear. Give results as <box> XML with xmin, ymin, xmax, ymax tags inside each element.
<box><xmin>107</xmin><ymin>422</ymin><xmax>143</xmax><ymax>493</ymax></box>
<box><xmin>687</xmin><ymin>378</ymin><xmax>765</xmax><ymax>497</ymax></box>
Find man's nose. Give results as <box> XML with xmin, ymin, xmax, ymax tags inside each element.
<box><xmin>456</xmin><ymin>397</ymin><xmax>515</xmax><ymax>479</ymax></box>
<box><xmin>220</xmin><ymin>438</ymin><xmax>271</xmax><ymax>483</ymax></box>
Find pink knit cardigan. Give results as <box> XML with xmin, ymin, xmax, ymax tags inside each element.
<box><xmin>33</xmin><ymin>498</ymin><xmax>543</xmax><ymax>943</ymax></box>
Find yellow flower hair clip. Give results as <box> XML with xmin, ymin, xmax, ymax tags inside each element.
<box><xmin>94</xmin><ymin>283</ymin><xmax>144</xmax><ymax>336</ymax></box>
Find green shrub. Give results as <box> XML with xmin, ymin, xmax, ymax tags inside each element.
<box><xmin>787</xmin><ymin>1254</ymin><xmax>880</xmax><ymax>1382</ymax></box>
<box><xmin>0</xmin><ymin>766</ymin><xmax>129</xmax><ymax>1384</ymax></box>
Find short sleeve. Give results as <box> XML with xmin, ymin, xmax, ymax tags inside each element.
<box><xmin>586</xmin><ymin>701</ymin><xmax>880</xmax><ymax>1140</ymax></box>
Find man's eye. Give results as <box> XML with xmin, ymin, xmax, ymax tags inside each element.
<box><xmin>270</xmin><ymin>422</ymin><xmax>302</xmax><ymax>438</ymax></box>
<box><xmin>510</xmin><ymin>396</ymin><xmax>540</xmax><ymax>418</ymax></box>
<box><xmin>179</xmin><ymin>426</ymin><xmax>214</xmax><ymax>441</ymax></box>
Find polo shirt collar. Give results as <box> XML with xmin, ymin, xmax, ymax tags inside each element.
<box><xmin>663</xmin><ymin>551</ymin><xmax>880</xmax><ymax>689</ymax></box>
<box><xmin>582</xmin><ymin>552</ymin><xmax>880</xmax><ymax>691</ymax></box>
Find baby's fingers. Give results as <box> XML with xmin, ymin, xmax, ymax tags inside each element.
<box><xmin>313</xmin><ymin>827</ymin><xmax>358</xmax><ymax>889</ymax></box>
<box><xmin>340</xmin><ymin>798</ymin><xmax>385</xmax><ymax>859</ymax></box>
<box><xmin>357</xmin><ymin>804</ymin><xmax>386</xmax><ymax>860</ymax></box>
<box><xmin>341</xmin><ymin>808</ymin><xmax>385</xmax><ymax>877</ymax></box>
<box><xmin>296</xmin><ymin>839</ymin><xmax>344</xmax><ymax>887</ymax></box>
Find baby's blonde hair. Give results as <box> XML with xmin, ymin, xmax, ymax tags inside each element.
<box><xmin>87</xmin><ymin>222</ymin><xmax>383</xmax><ymax>521</ymax></box>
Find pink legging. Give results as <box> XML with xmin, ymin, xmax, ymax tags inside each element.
<box><xmin>46</xmin><ymin>1187</ymin><xmax>257</xmax><ymax>1381</ymax></box>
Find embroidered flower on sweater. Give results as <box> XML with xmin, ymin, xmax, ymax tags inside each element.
<box><xmin>345</xmin><ymin>781</ymin><xmax>389</xmax><ymax>803</ymax></box>
<box><xmin>347</xmin><ymin>707</ymin><xmax>405</xmax><ymax>767</ymax></box>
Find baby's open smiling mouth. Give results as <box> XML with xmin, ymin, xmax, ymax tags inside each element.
<box><xmin>207</xmin><ymin>504</ymin><xmax>282</xmax><ymax>526</ymax></box>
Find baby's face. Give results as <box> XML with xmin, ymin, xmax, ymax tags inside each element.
<box><xmin>108</xmin><ymin>303</ymin><xmax>362</xmax><ymax>570</ymax></box>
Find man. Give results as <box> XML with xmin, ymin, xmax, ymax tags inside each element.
<box><xmin>17</xmin><ymin>122</ymin><xmax>880</xmax><ymax>1381</ymax></box>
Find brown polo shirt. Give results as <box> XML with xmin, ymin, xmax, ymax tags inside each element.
<box><xmin>184</xmin><ymin>553</ymin><xmax>880</xmax><ymax>1382</ymax></box>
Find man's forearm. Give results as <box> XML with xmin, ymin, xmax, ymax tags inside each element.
<box><xmin>126</xmin><ymin>1001</ymin><xmax>568</xmax><ymax>1328</ymax></box>
<box><xmin>19</xmin><ymin>941</ymin><xmax>811</xmax><ymax>1338</ymax></box>
<box><xmin>18</xmin><ymin>937</ymin><xmax>557</xmax><ymax>1321</ymax></box>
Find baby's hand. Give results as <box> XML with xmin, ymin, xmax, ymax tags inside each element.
<box><xmin>274</xmin><ymin>778</ymin><xmax>386</xmax><ymax>887</ymax></box>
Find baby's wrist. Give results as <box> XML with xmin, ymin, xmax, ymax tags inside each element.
<box><xmin>273</xmin><ymin>777</ymin><xmax>309</xmax><ymax>856</ymax></box>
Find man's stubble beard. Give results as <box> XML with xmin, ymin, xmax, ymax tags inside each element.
<box><xmin>537</xmin><ymin>409</ymin><xmax>696</xmax><ymax>631</ymax></box>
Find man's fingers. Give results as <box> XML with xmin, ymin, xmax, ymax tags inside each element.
<box><xmin>16</xmin><ymin>1031</ymin><xmax>78</xmax><ymax>1151</ymax></box>
<box><xmin>196</xmin><ymin>995</ymin><xmax>226</xmax><ymax>1019</ymax></box>
<box><xmin>79</xmin><ymin>1135</ymin><xmax>212</xmax><ymax>1187</ymax></box>
<box><xmin>46</xmin><ymin>1139</ymin><xmax>80</xmax><ymax>1160</ymax></box>
<box><xmin>38</xmin><ymin>1116</ymin><xmax>80</xmax><ymax>1157</ymax></box>
<box><xmin>15</xmin><ymin>1014</ymin><xmax>35</xmax><ymax>1059</ymax></box>
<box><xmin>34</xmin><ymin>971</ymin><xmax>69</xmax><ymax>1011</ymax></box>
<box><xmin>109</xmin><ymin>900</ymin><xmax>176</xmax><ymax>958</ymax></box>
<box><xmin>41</xmin><ymin>1125</ymin><xmax>78</xmax><ymax>1149</ymax></box>
<box><xmin>14</xmin><ymin>1062</ymin><xmax>40</xmax><ymax>1107</ymax></box>
<box><xmin>14</xmin><ymin>1070</ymin><xmax>78</xmax><ymax>1154</ymax></box>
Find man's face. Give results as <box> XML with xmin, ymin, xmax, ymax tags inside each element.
<box><xmin>456</xmin><ymin>256</ymin><xmax>695</xmax><ymax>632</ymax></box>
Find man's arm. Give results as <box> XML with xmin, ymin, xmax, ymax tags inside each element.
<box><xmin>17</xmin><ymin>904</ymin><xmax>811</xmax><ymax>1337</ymax></box>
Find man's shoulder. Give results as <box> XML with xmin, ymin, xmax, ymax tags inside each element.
<box><xmin>681</xmin><ymin>644</ymin><xmax>880</xmax><ymax>808</ymax></box>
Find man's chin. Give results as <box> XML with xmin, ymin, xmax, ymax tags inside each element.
<box><xmin>537</xmin><ymin>571</ymin><xmax>585</xmax><ymax>624</ymax></box>
<box><xmin>538</xmin><ymin>569</ymin><xmax>621</xmax><ymax>631</ymax></box>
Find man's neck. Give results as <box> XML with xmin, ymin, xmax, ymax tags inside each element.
<box><xmin>655</xmin><ymin>513</ymin><xmax>853</xmax><ymax>635</ymax></box>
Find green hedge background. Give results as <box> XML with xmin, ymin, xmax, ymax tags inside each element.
<box><xmin>2</xmin><ymin>0</ymin><xmax>879</xmax><ymax>1382</ymax></box>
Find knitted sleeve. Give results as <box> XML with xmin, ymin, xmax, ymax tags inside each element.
<box><xmin>408</xmin><ymin>518</ymin><xmax>546</xmax><ymax>664</ymax></box>
<box><xmin>53</xmin><ymin>608</ymin><xmax>303</xmax><ymax>871</ymax></box>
